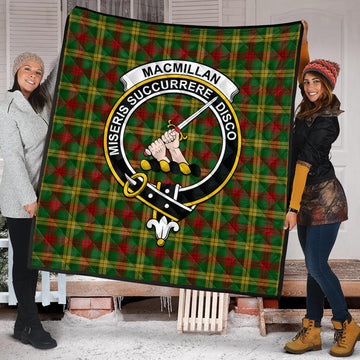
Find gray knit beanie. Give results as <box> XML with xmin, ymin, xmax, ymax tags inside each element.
<box><xmin>12</xmin><ymin>52</ymin><xmax>44</xmax><ymax>77</ymax></box>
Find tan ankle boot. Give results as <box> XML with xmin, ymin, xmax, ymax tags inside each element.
<box><xmin>284</xmin><ymin>318</ymin><xmax>322</xmax><ymax>354</ymax></box>
<box><xmin>330</xmin><ymin>317</ymin><xmax>360</xmax><ymax>357</ymax></box>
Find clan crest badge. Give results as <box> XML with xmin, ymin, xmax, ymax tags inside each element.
<box><xmin>104</xmin><ymin>60</ymin><xmax>241</xmax><ymax>247</ymax></box>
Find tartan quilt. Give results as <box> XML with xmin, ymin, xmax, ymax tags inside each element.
<box><xmin>30</xmin><ymin>6</ymin><xmax>303</xmax><ymax>297</ymax></box>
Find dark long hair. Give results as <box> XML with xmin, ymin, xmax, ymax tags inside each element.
<box><xmin>9</xmin><ymin>72</ymin><xmax>48</xmax><ymax>113</ymax></box>
<box><xmin>296</xmin><ymin>71</ymin><xmax>334</xmax><ymax>119</ymax></box>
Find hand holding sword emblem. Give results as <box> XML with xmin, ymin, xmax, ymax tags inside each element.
<box><xmin>141</xmin><ymin>96</ymin><xmax>218</xmax><ymax>175</ymax></box>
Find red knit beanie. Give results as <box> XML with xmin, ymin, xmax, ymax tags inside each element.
<box><xmin>302</xmin><ymin>59</ymin><xmax>340</xmax><ymax>89</ymax></box>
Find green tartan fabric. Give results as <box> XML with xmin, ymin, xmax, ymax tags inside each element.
<box><xmin>30</xmin><ymin>7</ymin><xmax>303</xmax><ymax>297</ymax></box>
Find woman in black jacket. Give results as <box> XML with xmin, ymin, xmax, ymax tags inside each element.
<box><xmin>284</xmin><ymin>58</ymin><xmax>360</xmax><ymax>357</ymax></box>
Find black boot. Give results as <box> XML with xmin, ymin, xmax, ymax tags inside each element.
<box><xmin>20</xmin><ymin>324</ymin><xmax>57</xmax><ymax>349</ymax></box>
<box><xmin>12</xmin><ymin>278</ymin><xmax>57</xmax><ymax>348</ymax></box>
<box><xmin>12</xmin><ymin>276</ymin><xmax>38</xmax><ymax>338</ymax></box>
<box><xmin>13</xmin><ymin>317</ymin><xmax>25</xmax><ymax>340</ymax></box>
<box><xmin>14</xmin><ymin>317</ymin><xmax>52</xmax><ymax>342</ymax></box>
<box><xmin>12</xmin><ymin>277</ymin><xmax>37</xmax><ymax>340</ymax></box>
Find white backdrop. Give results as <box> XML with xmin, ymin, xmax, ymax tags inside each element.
<box><xmin>247</xmin><ymin>0</ymin><xmax>360</xmax><ymax>259</ymax></box>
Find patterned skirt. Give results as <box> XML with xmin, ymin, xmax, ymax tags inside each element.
<box><xmin>298</xmin><ymin>177</ymin><xmax>348</xmax><ymax>226</ymax></box>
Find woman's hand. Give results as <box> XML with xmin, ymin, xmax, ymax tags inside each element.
<box><xmin>302</xmin><ymin>19</ymin><xmax>308</xmax><ymax>44</ymax></box>
<box><xmin>24</xmin><ymin>201</ymin><xmax>37</xmax><ymax>218</ymax></box>
<box><xmin>284</xmin><ymin>211</ymin><xmax>297</xmax><ymax>231</ymax></box>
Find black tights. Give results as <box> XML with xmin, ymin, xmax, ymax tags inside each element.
<box><xmin>7</xmin><ymin>217</ymin><xmax>40</xmax><ymax>328</ymax></box>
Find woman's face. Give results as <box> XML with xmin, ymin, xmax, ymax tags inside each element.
<box><xmin>303</xmin><ymin>73</ymin><xmax>324</xmax><ymax>103</ymax></box>
<box><xmin>16</xmin><ymin>61</ymin><xmax>43</xmax><ymax>98</ymax></box>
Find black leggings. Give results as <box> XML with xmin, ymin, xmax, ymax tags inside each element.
<box><xmin>6</xmin><ymin>217</ymin><xmax>40</xmax><ymax>326</ymax></box>
<box><xmin>6</xmin><ymin>217</ymin><xmax>38</xmax><ymax>282</ymax></box>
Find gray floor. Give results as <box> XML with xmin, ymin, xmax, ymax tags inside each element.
<box><xmin>0</xmin><ymin>298</ymin><xmax>353</xmax><ymax>360</ymax></box>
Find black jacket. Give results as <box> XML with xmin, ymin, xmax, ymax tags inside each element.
<box><xmin>292</xmin><ymin>96</ymin><xmax>342</xmax><ymax>185</ymax></box>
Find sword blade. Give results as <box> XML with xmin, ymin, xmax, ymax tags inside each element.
<box><xmin>144</xmin><ymin>96</ymin><xmax>218</xmax><ymax>157</ymax></box>
<box><xmin>177</xmin><ymin>96</ymin><xmax>218</xmax><ymax>130</ymax></box>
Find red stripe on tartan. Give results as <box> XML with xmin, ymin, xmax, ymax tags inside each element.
<box><xmin>264</xmin><ymin>227</ymin><xmax>273</xmax><ymax>237</ymax></box>
<box><xmin>112</xmin><ymin>39</ymin><xmax>122</xmax><ymax>49</ymax></box>
<box><xmin>73</xmin><ymin>66</ymin><xmax>83</xmax><ymax>76</ymax></box>
<box><xmin>269</xmin><ymin>157</ymin><xmax>278</xmax><ymax>167</ymax></box>
<box><xmin>232</xmin><ymin>188</ymin><xmax>242</xmax><ymax>198</ymax></box>
<box><xmin>107</xmin><ymin>72</ymin><xmax>117</xmax><ymax>81</ymax></box>
<box><xmin>132</xmin><ymin>142</ymin><xmax>142</xmax><ymax>152</ymax></box>
<box><xmin>45</xmin><ymin>235</ymin><xmax>56</xmax><ymax>245</ymax></box>
<box><xmin>67</xmin><ymin>99</ymin><xmax>78</xmax><ymax>109</ymax></box>
<box><xmin>137</xmin><ymin>109</ymin><xmax>147</xmax><ymax>120</ymax></box>
<box><xmin>266</xmin><ymin>192</ymin><xmax>277</xmax><ymax>202</ymax></box>
<box><xmin>241</xmin><ymin>86</ymin><xmax>251</xmax><ymax>95</ymax></box>
<box><xmin>123</xmin><ymin>210</ymin><xmax>133</xmax><ymax>219</ymax></box>
<box><xmin>161</xmin><ymin>180</ymin><xmax>173</xmax><ymax>186</ymax></box>
<box><xmin>205</xmin><ymin>116</ymin><xmax>215</xmax><ymax>127</ymax></box>
<box><xmin>82</xmin><ymin>239</ymin><xmax>92</xmax><ymax>249</ymax></box>
<box><xmin>245</xmin><ymin>51</ymin><xmax>255</xmax><ymax>60</ymax></box>
<box><xmin>55</xmin><ymin>167</ymin><xmax>66</xmax><ymax>176</ymax></box>
<box><xmin>179</xmin><ymin>49</ymin><xmax>189</xmax><ymax>58</ymax></box>
<box><xmin>239</xmin><ymin>119</ymin><xmax>248</xmax><ymax>131</ymax></box>
<box><xmin>78</xmin><ymin>33</ymin><xmax>88</xmax><ymax>42</ymax></box>
<box><xmin>225</xmin><ymin>256</ymin><xmax>235</xmax><ymax>266</ymax></box>
<box><xmin>213</xmin><ymin>51</ymin><xmax>222</xmax><ymax>60</ymax></box>
<box><xmin>171</xmin><ymin>114</ymin><xmax>181</xmax><ymax>123</ymax></box>
<box><xmin>91</xmin><ymin>171</ymin><xmax>102</xmax><ymax>181</ymax></box>
<box><xmin>194</xmin><ymin>218</ymin><xmax>204</xmax><ymax>228</ymax></box>
<box><xmin>50</xmin><ymin>200</ymin><xmax>61</xmax><ymax>210</ymax></box>
<box><xmin>97</xmin><ymin>137</ymin><xmax>103</xmax><ymax>147</ymax></box>
<box><xmin>278</xmin><ymin>50</ymin><xmax>287</xmax><ymax>60</ymax></box>
<box><xmin>146</xmin><ymin>45</ymin><xmax>155</xmax><ymax>54</ymax></box>
<box><xmin>102</xmin><ymin>105</ymin><xmax>113</xmax><ymax>114</ymax></box>
<box><xmin>118</xmin><ymin>244</ymin><xmax>129</xmax><ymax>254</ymax></box>
<box><xmin>229</xmin><ymin>222</ymin><xmax>239</xmax><ymax>232</ymax></box>
<box><xmin>260</xmin><ymin>260</ymin><xmax>270</xmax><ymax>270</ymax></box>
<box><xmin>201</xmin><ymin>151</ymin><xmax>211</xmax><ymax>160</ymax></box>
<box><xmin>61</xmin><ymin>133</ymin><xmax>72</xmax><ymax>143</ymax></box>
<box><xmin>190</xmin><ymin>252</ymin><xmax>200</xmax><ymax>262</ymax></box>
<box><xmin>274</xmin><ymin>87</ymin><xmax>283</xmax><ymax>96</ymax></box>
<box><xmin>87</xmin><ymin>205</ymin><xmax>97</xmax><ymax>215</ymax></box>
<box><xmin>154</xmin><ymin>248</ymin><xmax>165</xmax><ymax>258</ymax></box>
<box><xmin>272</xmin><ymin>122</ymin><xmax>281</xmax><ymax>132</ymax></box>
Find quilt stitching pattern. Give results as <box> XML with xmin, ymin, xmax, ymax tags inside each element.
<box><xmin>30</xmin><ymin>7</ymin><xmax>302</xmax><ymax>297</ymax></box>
